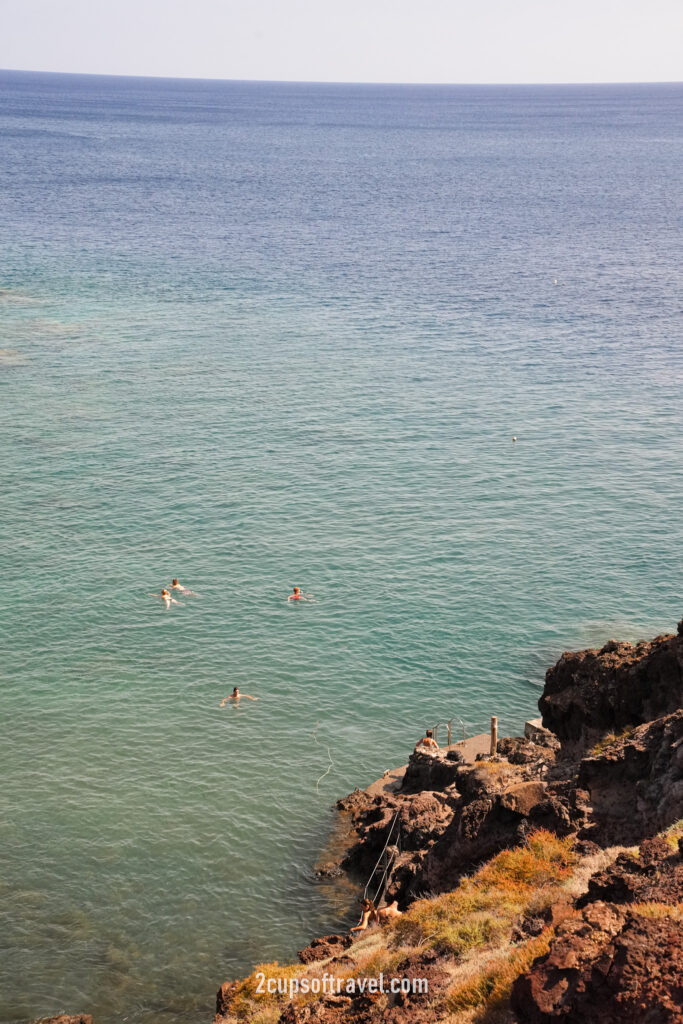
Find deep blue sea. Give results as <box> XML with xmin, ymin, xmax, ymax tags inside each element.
<box><xmin>1</xmin><ymin>71</ymin><xmax>682</xmax><ymax>1024</ymax></box>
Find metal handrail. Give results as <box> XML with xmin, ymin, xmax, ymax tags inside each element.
<box><xmin>431</xmin><ymin>716</ymin><xmax>466</xmax><ymax>746</ymax></box>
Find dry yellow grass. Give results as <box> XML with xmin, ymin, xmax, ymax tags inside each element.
<box><xmin>390</xmin><ymin>831</ymin><xmax>576</xmax><ymax>956</ymax></box>
<box><xmin>353</xmin><ymin>946</ymin><xmax>410</xmax><ymax>978</ymax></box>
<box><xmin>218</xmin><ymin>829</ymin><xmax>637</xmax><ymax>1023</ymax></box>
<box><xmin>590</xmin><ymin>726</ymin><xmax>634</xmax><ymax>755</ymax></box>
<box><xmin>630</xmin><ymin>901</ymin><xmax>683</xmax><ymax>920</ymax></box>
<box><xmin>662</xmin><ymin>819</ymin><xmax>683</xmax><ymax>852</ymax></box>
<box><xmin>227</xmin><ymin>961</ymin><xmax>306</xmax><ymax>1019</ymax></box>
<box><xmin>557</xmin><ymin>843</ymin><xmax>636</xmax><ymax>900</ymax></box>
<box><xmin>248</xmin><ymin>1010</ymin><xmax>281</xmax><ymax>1024</ymax></box>
<box><xmin>446</xmin><ymin>928</ymin><xmax>554</xmax><ymax>1018</ymax></box>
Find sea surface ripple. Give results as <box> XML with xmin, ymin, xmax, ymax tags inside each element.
<box><xmin>1</xmin><ymin>73</ymin><xmax>682</xmax><ymax>1024</ymax></box>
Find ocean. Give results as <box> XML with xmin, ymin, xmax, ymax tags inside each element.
<box><xmin>1</xmin><ymin>71</ymin><xmax>682</xmax><ymax>1023</ymax></box>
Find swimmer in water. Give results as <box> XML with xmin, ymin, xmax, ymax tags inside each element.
<box><xmin>287</xmin><ymin>586</ymin><xmax>308</xmax><ymax>602</ymax></box>
<box><xmin>220</xmin><ymin>686</ymin><xmax>259</xmax><ymax>707</ymax></box>
<box><xmin>149</xmin><ymin>589</ymin><xmax>183</xmax><ymax>611</ymax></box>
<box><xmin>171</xmin><ymin>578</ymin><xmax>199</xmax><ymax>596</ymax></box>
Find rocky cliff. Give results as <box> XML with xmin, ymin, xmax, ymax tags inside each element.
<box><xmin>511</xmin><ymin>835</ymin><xmax>683</xmax><ymax>1023</ymax></box>
<box><xmin>211</xmin><ymin>619</ymin><xmax>682</xmax><ymax>1024</ymax></box>
<box><xmin>41</xmin><ymin>622</ymin><xmax>683</xmax><ymax>1024</ymax></box>
<box><xmin>540</xmin><ymin>625</ymin><xmax>683</xmax><ymax>748</ymax></box>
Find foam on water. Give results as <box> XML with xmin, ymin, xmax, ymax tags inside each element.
<box><xmin>1</xmin><ymin>73</ymin><xmax>682</xmax><ymax>1024</ymax></box>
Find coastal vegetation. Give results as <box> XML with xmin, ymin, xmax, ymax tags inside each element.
<box><xmin>216</xmin><ymin>824</ymin><xmax>682</xmax><ymax>1024</ymax></box>
<box><xmin>590</xmin><ymin>725</ymin><xmax>635</xmax><ymax>755</ymax></box>
<box><xmin>391</xmin><ymin>830</ymin><xmax>576</xmax><ymax>953</ymax></box>
<box><xmin>216</xmin><ymin>830</ymin><xmax>619</xmax><ymax>1022</ymax></box>
<box><xmin>36</xmin><ymin>626</ymin><xmax>683</xmax><ymax>1024</ymax></box>
<box><xmin>213</xmin><ymin>622</ymin><xmax>683</xmax><ymax>1024</ymax></box>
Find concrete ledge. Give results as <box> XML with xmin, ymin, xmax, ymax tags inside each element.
<box><xmin>525</xmin><ymin>717</ymin><xmax>555</xmax><ymax>744</ymax></box>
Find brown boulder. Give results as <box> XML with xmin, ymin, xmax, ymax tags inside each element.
<box><xmin>297</xmin><ymin>934</ymin><xmax>353</xmax><ymax>964</ymax></box>
<box><xmin>397</xmin><ymin>790</ymin><xmax>455</xmax><ymax>850</ymax></box>
<box><xmin>540</xmin><ymin>628</ymin><xmax>683</xmax><ymax>748</ymax></box>
<box><xmin>512</xmin><ymin>903</ymin><xmax>683</xmax><ymax>1023</ymax></box>
<box><xmin>578</xmin><ymin>835</ymin><xmax>683</xmax><ymax>908</ymax></box>
<box><xmin>578</xmin><ymin>711</ymin><xmax>683</xmax><ymax>844</ymax></box>
<box><xmin>500</xmin><ymin>781</ymin><xmax>549</xmax><ymax>816</ymax></box>
<box><xmin>34</xmin><ymin>1018</ymin><xmax>93</xmax><ymax>1024</ymax></box>
<box><xmin>400</xmin><ymin>750</ymin><xmax>463</xmax><ymax>794</ymax></box>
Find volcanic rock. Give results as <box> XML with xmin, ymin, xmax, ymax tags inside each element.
<box><xmin>540</xmin><ymin>628</ymin><xmax>683</xmax><ymax>749</ymax></box>
<box><xmin>511</xmin><ymin>903</ymin><xmax>683</xmax><ymax>1023</ymax></box>
<box><xmin>297</xmin><ymin>934</ymin><xmax>353</xmax><ymax>964</ymax></box>
<box><xmin>577</xmin><ymin>710</ymin><xmax>683</xmax><ymax>843</ymax></box>
<box><xmin>400</xmin><ymin>750</ymin><xmax>463</xmax><ymax>794</ymax></box>
<box><xmin>512</xmin><ymin>833</ymin><xmax>683</xmax><ymax>1023</ymax></box>
<box><xmin>34</xmin><ymin>1018</ymin><xmax>94</xmax><ymax>1024</ymax></box>
<box><xmin>577</xmin><ymin>835</ymin><xmax>683</xmax><ymax>908</ymax></box>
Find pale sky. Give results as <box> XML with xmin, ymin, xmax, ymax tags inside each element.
<box><xmin>0</xmin><ymin>0</ymin><xmax>681</xmax><ymax>84</ymax></box>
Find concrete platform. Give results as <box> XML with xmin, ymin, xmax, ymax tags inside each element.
<box><xmin>451</xmin><ymin>732</ymin><xmax>492</xmax><ymax>761</ymax></box>
<box><xmin>364</xmin><ymin>731</ymin><xmax>492</xmax><ymax>799</ymax></box>
<box><xmin>525</xmin><ymin>717</ymin><xmax>554</xmax><ymax>743</ymax></box>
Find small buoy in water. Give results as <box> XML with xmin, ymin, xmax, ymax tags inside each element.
<box><xmin>553</xmin><ymin>278</ymin><xmax>558</xmax><ymax>285</ymax></box>
<box><xmin>512</xmin><ymin>436</ymin><xmax>517</xmax><ymax>442</ymax></box>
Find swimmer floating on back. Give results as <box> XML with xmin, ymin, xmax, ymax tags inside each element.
<box><xmin>149</xmin><ymin>589</ymin><xmax>183</xmax><ymax>611</ymax></box>
<box><xmin>287</xmin><ymin>586</ymin><xmax>312</xmax><ymax>602</ymax></box>
<box><xmin>171</xmin><ymin>578</ymin><xmax>199</xmax><ymax>596</ymax></box>
<box><xmin>220</xmin><ymin>686</ymin><xmax>259</xmax><ymax>708</ymax></box>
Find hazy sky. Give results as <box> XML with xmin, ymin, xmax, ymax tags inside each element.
<box><xmin>1</xmin><ymin>0</ymin><xmax>681</xmax><ymax>84</ymax></box>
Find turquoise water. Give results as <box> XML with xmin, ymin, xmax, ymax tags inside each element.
<box><xmin>1</xmin><ymin>73</ymin><xmax>682</xmax><ymax>1023</ymax></box>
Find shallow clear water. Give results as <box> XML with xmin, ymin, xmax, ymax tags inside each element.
<box><xmin>1</xmin><ymin>72</ymin><xmax>682</xmax><ymax>1023</ymax></box>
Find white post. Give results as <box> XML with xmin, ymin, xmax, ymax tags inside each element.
<box><xmin>490</xmin><ymin>716</ymin><xmax>498</xmax><ymax>756</ymax></box>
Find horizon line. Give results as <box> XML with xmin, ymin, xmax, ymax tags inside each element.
<box><xmin>2</xmin><ymin>66</ymin><xmax>682</xmax><ymax>89</ymax></box>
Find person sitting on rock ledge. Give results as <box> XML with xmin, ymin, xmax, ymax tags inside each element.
<box><xmin>414</xmin><ymin>729</ymin><xmax>439</xmax><ymax>753</ymax></box>
<box><xmin>349</xmin><ymin>898</ymin><xmax>376</xmax><ymax>933</ymax></box>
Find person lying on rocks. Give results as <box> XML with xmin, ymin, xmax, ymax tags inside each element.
<box><xmin>414</xmin><ymin>729</ymin><xmax>439</xmax><ymax>753</ymax></box>
<box><xmin>349</xmin><ymin>898</ymin><xmax>402</xmax><ymax>933</ymax></box>
<box><xmin>376</xmin><ymin>899</ymin><xmax>402</xmax><ymax>924</ymax></box>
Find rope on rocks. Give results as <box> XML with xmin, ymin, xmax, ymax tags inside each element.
<box><xmin>363</xmin><ymin>808</ymin><xmax>401</xmax><ymax>902</ymax></box>
<box><xmin>313</xmin><ymin>721</ymin><xmax>335</xmax><ymax>794</ymax></box>
<box><xmin>370</xmin><ymin>836</ymin><xmax>401</xmax><ymax>906</ymax></box>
